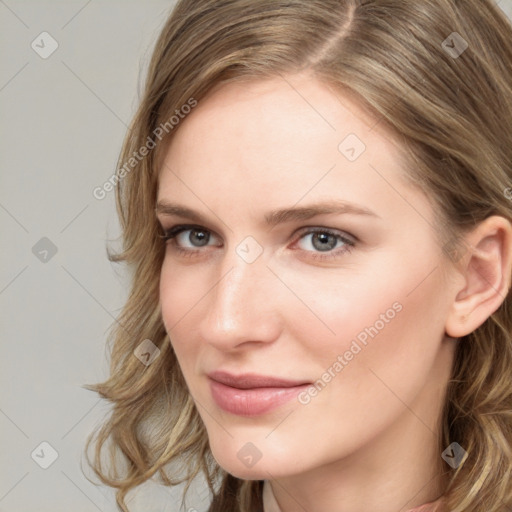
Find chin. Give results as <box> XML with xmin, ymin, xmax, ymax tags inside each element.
<box><xmin>209</xmin><ymin>441</ymin><xmax>301</xmax><ymax>481</ymax></box>
<box><xmin>210</xmin><ymin>452</ymin><xmax>262</xmax><ymax>479</ymax></box>
<box><xmin>226</xmin><ymin>465</ymin><xmax>269</xmax><ymax>480</ymax></box>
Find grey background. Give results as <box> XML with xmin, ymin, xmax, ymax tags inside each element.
<box><xmin>1</xmin><ymin>1</ymin><xmax>511</xmax><ymax>511</ymax></box>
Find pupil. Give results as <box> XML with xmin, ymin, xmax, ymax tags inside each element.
<box><xmin>190</xmin><ymin>229</ymin><xmax>209</xmax><ymax>247</ymax></box>
<box><xmin>313</xmin><ymin>232</ymin><xmax>336</xmax><ymax>251</ymax></box>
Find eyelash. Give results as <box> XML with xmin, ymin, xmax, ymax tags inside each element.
<box><xmin>159</xmin><ymin>224</ymin><xmax>356</xmax><ymax>261</ymax></box>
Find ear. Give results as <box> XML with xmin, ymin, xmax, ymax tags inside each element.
<box><xmin>445</xmin><ymin>215</ymin><xmax>512</xmax><ymax>338</ymax></box>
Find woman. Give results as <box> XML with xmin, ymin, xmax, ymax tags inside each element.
<box><xmin>84</xmin><ymin>1</ymin><xmax>512</xmax><ymax>511</ymax></box>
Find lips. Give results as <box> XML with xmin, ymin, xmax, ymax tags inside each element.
<box><xmin>207</xmin><ymin>371</ymin><xmax>312</xmax><ymax>416</ymax></box>
<box><xmin>208</xmin><ymin>371</ymin><xmax>310</xmax><ymax>389</ymax></box>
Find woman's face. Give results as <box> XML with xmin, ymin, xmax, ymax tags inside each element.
<box><xmin>156</xmin><ymin>74</ymin><xmax>457</xmax><ymax>480</ymax></box>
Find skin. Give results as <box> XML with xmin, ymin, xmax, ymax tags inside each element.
<box><xmin>156</xmin><ymin>73</ymin><xmax>512</xmax><ymax>512</ymax></box>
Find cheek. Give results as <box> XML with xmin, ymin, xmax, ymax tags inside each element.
<box><xmin>268</xmin><ymin>264</ymin><xmax>400</xmax><ymax>363</ymax></box>
<box><xmin>159</xmin><ymin>259</ymin><xmax>202</xmax><ymax>364</ymax></box>
<box><xmin>159</xmin><ymin>256</ymin><xmax>207</xmax><ymax>324</ymax></box>
<box><xmin>293</xmin><ymin>255</ymin><xmax>448</xmax><ymax>408</ymax></box>
<box><xmin>281</xmin><ymin>247</ymin><xmax>446</xmax><ymax>381</ymax></box>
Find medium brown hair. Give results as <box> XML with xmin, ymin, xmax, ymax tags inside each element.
<box><xmin>83</xmin><ymin>1</ymin><xmax>512</xmax><ymax>510</ymax></box>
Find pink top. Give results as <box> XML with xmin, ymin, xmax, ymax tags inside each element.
<box><xmin>406</xmin><ymin>497</ymin><xmax>447</xmax><ymax>512</ymax></box>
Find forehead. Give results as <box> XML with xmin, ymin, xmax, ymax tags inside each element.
<box><xmin>157</xmin><ymin>74</ymin><xmax>427</xmax><ymax>226</ymax></box>
<box><xmin>165</xmin><ymin>74</ymin><xmax>393</xmax><ymax>155</ymax></box>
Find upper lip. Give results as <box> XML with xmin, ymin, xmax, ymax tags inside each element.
<box><xmin>208</xmin><ymin>370</ymin><xmax>311</xmax><ymax>389</ymax></box>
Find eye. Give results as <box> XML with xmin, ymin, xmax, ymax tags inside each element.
<box><xmin>160</xmin><ymin>224</ymin><xmax>221</xmax><ymax>252</ymax></box>
<box><xmin>293</xmin><ymin>228</ymin><xmax>355</xmax><ymax>260</ymax></box>
<box><xmin>159</xmin><ymin>224</ymin><xmax>356</xmax><ymax>261</ymax></box>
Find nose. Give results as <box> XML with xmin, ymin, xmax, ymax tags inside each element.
<box><xmin>197</xmin><ymin>244</ymin><xmax>282</xmax><ymax>352</ymax></box>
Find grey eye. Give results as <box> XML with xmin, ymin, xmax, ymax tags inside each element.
<box><xmin>310</xmin><ymin>232</ymin><xmax>338</xmax><ymax>251</ymax></box>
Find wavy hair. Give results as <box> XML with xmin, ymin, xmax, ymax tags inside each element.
<box><xmin>83</xmin><ymin>1</ymin><xmax>512</xmax><ymax>510</ymax></box>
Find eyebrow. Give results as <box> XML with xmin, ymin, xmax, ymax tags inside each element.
<box><xmin>155</xmin><ymin>199</ymin><xmax>381</xmax><ymax>227</ymax></box>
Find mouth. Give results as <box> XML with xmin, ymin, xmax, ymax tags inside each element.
<box><xmin>207</xmin><ymin>371</ymin><xmax>312</xmax><ymax>416</ymax></box>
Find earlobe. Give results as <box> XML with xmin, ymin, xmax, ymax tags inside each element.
<box><xmin>444</xmin><ymin>215</ymin><xmax>512</xmax><ymax>339</ymax></box>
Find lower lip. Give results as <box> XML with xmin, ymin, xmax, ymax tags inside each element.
<box><xmin>209</xmin><ymin>379</ymin><xmax>310</xmax><ymax>416</ymax></box>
